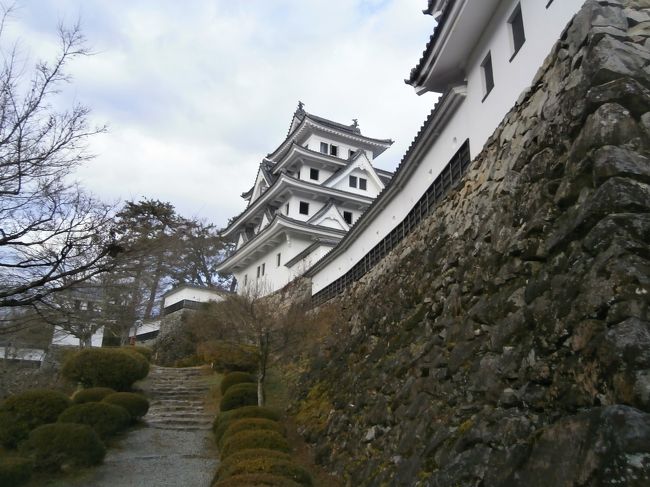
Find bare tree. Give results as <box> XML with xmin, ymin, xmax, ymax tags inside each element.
<box><xmin>0</xmin><ymin>11</ymin><xmax>118</xmax><ymax>309</ymax></box>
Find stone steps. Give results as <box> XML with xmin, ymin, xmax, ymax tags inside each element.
<box><xmin>142</xmin><ymin>366</ymin><xmax>214</xmax><ymax>433</ymax></box>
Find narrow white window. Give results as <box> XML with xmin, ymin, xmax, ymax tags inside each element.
<box><xmin>481</xmin><ymin>52</ymin><xmax>494</xmax><ymax>101</ymax></box>
<box><xmin>359</xmin><ymin>178</ymin><xmax>367</xmax><ymax>191</ymax></box>
<box><xmin>509</xmin><ymin>4</ymin><xmax>525</xmax><ymax>60</ymax></box>
<box><xmin>320</xmin><ymin>142</ymin><xmax>328</xmax><ymax>154</ymax></box>
<box><xmin>349</xmin><ymin>175</ymin><xmax>357</xmax><ymax>188</ymax></box>
<box><xmin>261</xmin><ymin>263</ymin><xmax>265</xmax><ymax>276</ymax></box>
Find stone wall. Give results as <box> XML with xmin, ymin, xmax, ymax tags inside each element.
<box><xmin>293</xmin><ymin>2</ymin><xmax>650</xmax><ymax>485</ymax></box>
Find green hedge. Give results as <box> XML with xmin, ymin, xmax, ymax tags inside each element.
<box><xmin>220</xmin><ymin>372</ymin><xmax>255</xmax><ymax>395</ymax></box>
<box><xmin>218</xmin><ymin>418</ymin><xmax>285</xmax><ymax>448</ymax></box>
<box><xmin>220</xmin><ymin>383</ymin><xmax>258</xmax><ymax>412</ymax></box>
<box><xmin>0</xmin><ymin>456</ymin><xmax>33</xmax><ymax>487</ymax></box>
<box><xmin>213</xmin><ymin>406</ymin><xmax>282</xmax><ymax>437</ymax></box>
<box><xmin>102</xmin><ymin>392</ymin><xmax>149</xmax><ymax>421</ymax></box>
<box><xmin>72</xmin><ymin>387</ymin><xmax>116</xmax><ymax>404</ymax></box>
<box><xmin>57</xmin><ymin>402</ymin><xmax>130</xmax><ymax>439</ymax></box>
<box><xmin>123</xmin><ymin>346</ymin><xmax>153</xmax><ymax>362</ymax></box>
<box><xmin>0</xmin><ymin>390</ymin><xmax>72</xmax><ymax>448</ymax></box>
<box><xmin>119</xmin><ymin>348</ymin><xmax>150</xmax><ymax>380</ymax></box>
<box><xmin>220</xmin><ymin>430</ymin><xmax>290</xmax><ymax>459</ymax></box>
<box><xmin>217</xmin><ymin>449</ymin><xmax>291</xmax><ymax>480</ymax></box>
<box><xmin>198</xmin><ymin>340</ymin><xmax>259</xmax><ymax>373</ymax></box>
<box><xmin>20</xmin><ymin>423</ymin><xmax>106</xmax><ymax>471</ymax></box>
<box><xmin>212</xmin><ymin>473</ymin><xmax>301</xmax><ymax>487</ymax></box>
<box><xmin>62</xmin><ymin>348</ymin><xmax>148</xmax><ymax>390</ymax></box>
<box><xmin>219</xmin><ymin>457</ymin><xmax>312</xmax><ymax>486</ymax></box>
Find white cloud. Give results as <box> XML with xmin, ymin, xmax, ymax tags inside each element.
<box><xmin>6</xmin><ymin>0</ymin><xmax>438</xmax><ymax>226</ymax></box>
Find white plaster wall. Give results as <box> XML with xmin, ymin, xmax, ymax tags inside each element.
<box><xmin>285</xmin><ymin>195</ymin><xmax>326</xmax><ymax>222</ymax></box>
<box><xmin>52</xmin><ymin>326</ymin><xmax>104</xmax><ymax>347</ymax></box>
<box><xmin>329</xmin><ymin>167</ymin><xmax>383</xmax><ymax>198</ymax></box>
<box><xmin>297</xmin><ymin>162</ymin><xmax>335</xmax><ymax>183</ymax></box>
<box><xmin>312</xmin><ymin>0</ymin><xmax>583</xmax><ymax>294</ymax></box>
<box><xmin>304</xmin><ymin>134</ymin><xmax>366</xmax><ymax>161</ymax></box>
<box><xmin>163</xmin><ymin>287</ymin><xmax>225</xmax><ymax>307</ymax></box>
<box><xmin>235</xmin><ymin>235</ymin><xmax>322</xmax><ymax>295</ymax></box>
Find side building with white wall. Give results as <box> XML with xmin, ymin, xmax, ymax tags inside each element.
<box><xmin>307</xmin><ymin>0</ymin><xmax>585</xmax><ymax>301</ymax></box>
<box><xmin>216</xmin><ymin>103</ymin><xmax>393</xmax><ymax>296</ymax></box>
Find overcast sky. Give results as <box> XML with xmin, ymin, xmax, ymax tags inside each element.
<box><xmin>6</xmin><ymin>0</ymin><xmax>437</xmax><ymax>227</ymax></box>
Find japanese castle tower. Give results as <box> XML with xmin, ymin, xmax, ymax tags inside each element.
<box><xmin>216</xmin><ymin>103</ymin><xmax>394</xmax><ymax>295</ymax></box>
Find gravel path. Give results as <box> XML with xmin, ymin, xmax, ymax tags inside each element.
<box><xmin>48</xmin><ymin>366</ymin><xmax>218</xmax><ymax>487</ymax></box>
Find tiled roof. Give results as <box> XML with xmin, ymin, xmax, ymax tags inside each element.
<box><xmin>407</xmin><ymin>0</ymin><xmax>456</xmax><ymax>87</ymax></box>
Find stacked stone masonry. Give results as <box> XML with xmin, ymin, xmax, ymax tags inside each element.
<box><xmin>293</xmin><ymin>2</ymin><xmax>650</xmax><ymax>486</ymax></box>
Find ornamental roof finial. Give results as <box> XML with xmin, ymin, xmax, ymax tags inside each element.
<box><xmin>297</xmin><ymin>101</ymin><xmax>305</xmax><ymax>113</ymax></box>
<box><xmin>352</xmin><ymin>118</ymin><xmax>359</xmax><ymax>128</ymax></box>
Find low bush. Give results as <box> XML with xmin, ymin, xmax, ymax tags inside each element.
<box><xmin>220</xmin><ymin>383</ymin><xmax>258</xmax><ymax>412</ymax></box>
<box><xmin>124</xmin><ymin>346</ymin><xmax>153</xmax><ymax>362</ymax></box>
<box><xmin>57</xmin><ymin>402</ymin><xmax>130</xmax><ymax>439</ymax></box>
<box><xmin>217</xmin><ymin>449</ymin><xmax>291</xmax><ymax>479</ymax></box>
<box><xmin>20</xmin><ymin>423</ymin><xmax>106</xmax><ymax>471</ymax></box>
<box><xmin>102</xmin><ymin>392</ymin><xmax>149</xmax><ymax>420</ymax></box>
<box><xmin>212</xmin><ymin>473</ymin><xmax>301</xmax><ymax>487</ymax></box>
<box><xmin>174</xmin><ymin>355</ymin><xmax>203</xmax><ymax>367</ymax></box>
<box><xmin>119</xmin><ymin>348</ymin><xmax>150</xmax><ymax>380</ymax></box>
<box><xmin>218</xmin><ymin>418</ymin><xmax>285</xmax><ymax>448</ymax></box>
<box><xmin>219</xmin><ymin>457</ymin><xmax>312</xmax><ymax>486</ymax></box>
<box><xmin>0</xmin><ymin>389</ymin><xmax>71</xmax><ymax>447</ymax></box>
<box><xmin>220</xmin><ymin>430</ymin><xmax>290</xmax><ymax>459</ymax></box>
<box><xmin>213</xmin><ymin>406</ymin><xmax>282</xmax><ymax>436</ymax></box>
<box><xmin>198</xmin><ymin>341</ymin><xmax>258</xmax><ymax>373</ymax></box>
<box><xmin>0</xmin><ymin>456</ymin><xmax>33</xmax><ymax>487</ymax></box>
<box><xmin>61</xmin><ymin>348</ymin><xmax>147</xmax><ymax>390</ymax></box>
<box><xmin>220</xmin><ymin>372</ymin><xmax>255</xmax><ymax>395</ymax></box>
<box><xmin>72</xmin><ymin>387</ymin><xmax>116</xmax><ymax>404</ymax></box>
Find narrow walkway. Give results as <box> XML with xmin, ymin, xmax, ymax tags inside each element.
<box><xmin>60</xmin><ymin>366</ymin><xmax>218</xmax><ymax>487</ymax></box>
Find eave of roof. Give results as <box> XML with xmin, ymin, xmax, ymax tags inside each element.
<box><xmin>284</xmin><ymin>239</ymin><xmax>338</xmax><ymax>268</ymax></box>
<box><xmin>407</xmin><ymin>0</ymin><xmax>457</xmax><ymax>89</ymax></box>
<box><xmin>162</xmin><ymin>283</ymin><xmax>231</xmax><ymax>298</ymax></box>
<box><xmin>271</xmin><ymin>142</ymin><xmax>349</xmax><ymax>175</ymax></box>
<box><xmin>220</xmin><ymin>174</ymin><xmax>374</xmax><ymax>238</ymax></box>
<box><xmin>216</xmin><ymin>215</ymin><xmax>346</xmax><ymax>272</ymax></box>
<box><xmin>305</xmin><ymin>85</ymin><xmax>467</xmax><ymax>278</ymax></box>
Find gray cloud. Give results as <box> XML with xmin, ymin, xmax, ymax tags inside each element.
<box><xmin>7</xmin><ymin>0</ymin><xmax>438</xmax><ymax>226</ymax></box>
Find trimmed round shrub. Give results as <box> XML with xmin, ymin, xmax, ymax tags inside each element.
<box><xmin>217</xmin><ymin>449</ymin><xmax>291</xmax><ymax>480</ymax></box>
<box><xmin>0</xmin><ymin>389</ymin><xmax>71</xmax><ymax>447</ymax></box>
<box><xmin>0</xmin><ymin>456</ymin><xmax>33</xmax><ymax>487</ymax></box>
<box><xmin>124</xmin><ymin>346</ymin><xmax>153</xmax><ymax>362</ymax></box>
<box><xmin>72</xmin><ymin>387</ymin><xmax>116</xmax><ymax>404</ymax></box>
<box><xmin>218</xmin><ymin>418</ymin><xmax>285</xmax><ymax>448</ymax></box>
<box><xmin>213</xmin><ymin>473</ymin><xmax>301</xmax><ymax>487</ymax></box>
<box><xmin>220</xmin><ymin>430</ymin><xmax>290</xmax><ymax>459</ymax></box>
<box><xmin>213</xmin><ymin>406</ymin><xmax>282</xmax><ymax>436</ymax></box>
<box><xmin>57</xmin><ymin>402</ymin><xmax>130</xmax><ymax>439</ymax></box>
<box><xmin>102</xmin><ymin>392</ymin><xmax>149</xmax><ymax>420</ymax></box>
<box><xmin>61</xmin><ymin>348</ymin><xmax>146</xmax><ymax>390</ymax></box>
<box><xmin>20</xmin><ymin>423</ymin><xmax>106</xmax><ymax>471</ymax></box>
<box><xmin>220</xmin><ymin>383</ymin><xmax>258</xmax><ymax>412</ymax></box>
<box><xmin>220</xmin><ymin>458</ymin><xmax>312</xmax><ymax>486</ymax></box>
<box><xmin>221</xmin><ymin>372</ymin><xmax>255</xmax><ymax>395</ymax></box>
<box><xmin>120</xmin><ymin>348</ymin><xmax>150</xmax><ymax>380</ymax></box>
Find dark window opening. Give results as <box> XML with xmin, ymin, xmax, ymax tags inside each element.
<box><xmin>349</xmin><ymin>149</ymin><xmax>355</xmax><ymax>159</ymax></box>
<box><xmin>320</xmin><ymin>142</ymin><xmax>328</xmax><ymax>154</ymax></box>
<box><xmin>509</xmin><ymin>4</ymin><xmax>526</xmax><ymax>60</ymax></box>
<box><xmin>343</xmin><ymin>211</ymin><xmax>353</xmax><ymax>225</ymax></box>
<box><xmin>299</xmin><ymin>201</ymin><xmax>309</xmax><ymax>215</ymax></box>
<box><xmin>481</xmin><ymin>52</ymin><xmax>494</xmax><ymax>101</ymax></box>
<box><xmin>330</xmin><ymin>145</ymin><xmax>338</xmax><ymax>157</ymax></box>
<box><xmin>349</xmin><ymin>175</ymin><xmax>357</xmax><ymax>188</ymax></box>
<box><xmin>244</xmin><ymin>274</ymin><xmax>248</xmax><ymax>285</ymax></box>
<box><xmin>256</xmin><ymin>266</ymin><xmax>260</xmax><ymax>278</ymax></box>
<box><xmin>276</xmin><ymin>253</ymin><xmax>281</xmax><ymax>266</ymax></box>
<box><xmin>359</xmin><ymin>178</ymin><xmax>367</xmax><ymax>190</ymax></box>
<box><xmin>261</xmin><ymin>263</ymin><xmax>265</xmax><ymax>276</ymax></box>
<box><xmin>285</xmin><ymin>203</ymin><xmax>289</xmax><ymax>214</ymax></box>
<box><xmin>310</xmin><ymin>168</ymin><xmax>319</xmax><ymax>180</ymax></box>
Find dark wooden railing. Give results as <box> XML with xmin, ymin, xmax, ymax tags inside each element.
<box><xmin>312</xmin><ymin>140</ymin><xmax>471</xmax><ymax>306</ymax></box>
<box><xmin>162</xmin><ymin>299</ymin><xmax>204</xmax><ymax>315</ymax></box>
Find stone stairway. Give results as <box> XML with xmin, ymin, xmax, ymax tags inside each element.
<box><xmin>145</xmin><ymin>366</ymin><xmax>214</xmax><ymax>431</ymax></box>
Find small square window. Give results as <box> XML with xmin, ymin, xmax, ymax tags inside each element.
<box><xmin>481</xmin><ymin>52</ymin><xmax>494</xmax><ymax>101</ymax></box>
<box><xmin>330</xmin><ymin>145</ymin><xmax>338</xmax><ymax>157</ymax></box>
<box><xmin>261</xmin><ymin>263</ymin><xmax>265</xmax><ymax>276</ymax></box>
<box><xmin>348</xmin><ymin>149</ymin><xmax>355</xmax><ymax>159</ymax></box>
<box><xmin>349</xmin><ymin>175</ymin><xmax>357</xmax><ymax>188</ymax></box>
<box><xmin>310</xmin><ymin>168</ymin><xmax>319</xmax><ymax>180</ymax></box>
<box><xmin>509</xmin><ymin>4</ymin><xmax>525</xmax><ymax>60</ymax></box>
<box><xmin>320</xmin><ymin>142</ymin><xmax>328</xmax><ymax>154</ymax></box>
<box><xmin>299</xmin><ymin>201</ymin><xmax>309</xmax><ymax>215</ymax></box>
<box><xmin>359</xmin><ymin>178</ymin><xmax>367</xmax><ymax>190</ymax></box>
<box><xmin>276</xmin><ymin>253</ymin><xmax>281</xmax><ymax>266</ymax></box>
<box><xmin>343</xmin><ymin>211</ymin><xmax>353</xmax><ymax>225</ymax></box>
